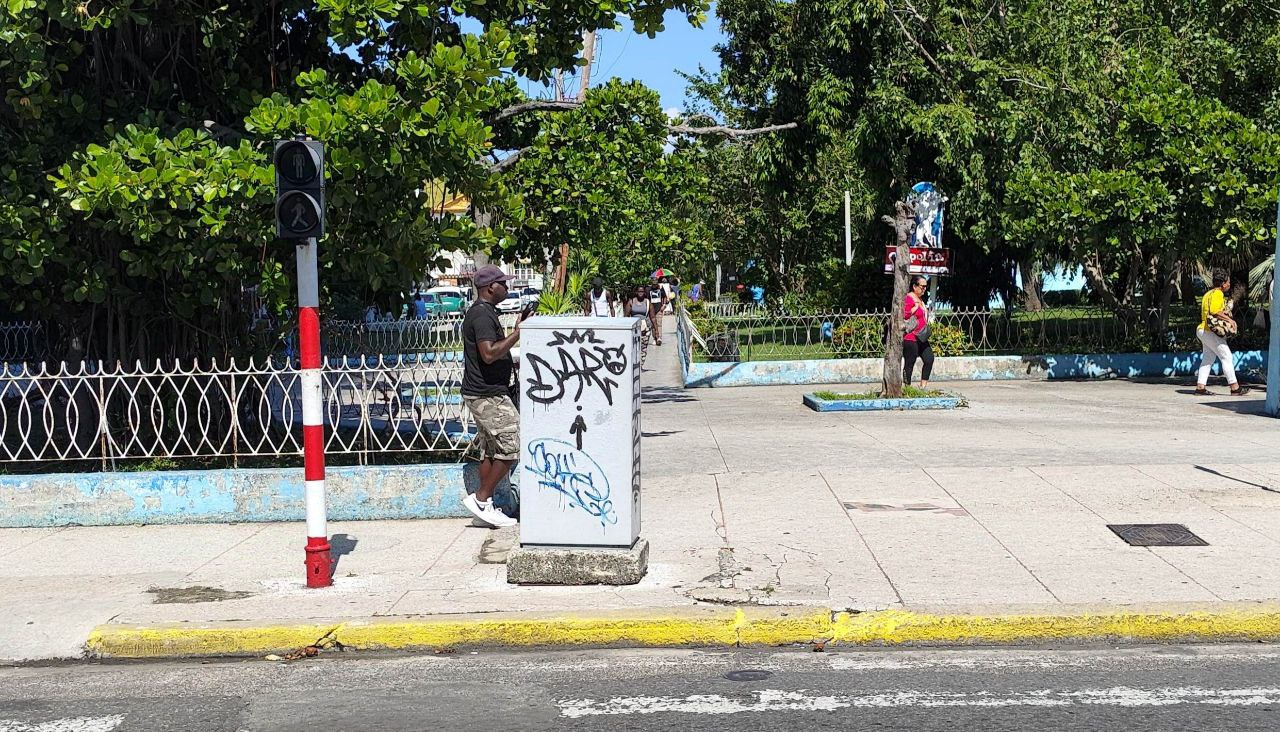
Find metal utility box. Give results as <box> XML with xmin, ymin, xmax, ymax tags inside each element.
<box><xmin>517</xmin><ymin>316</ymin><xmax>642</xmax><ymax>548</ymax></box>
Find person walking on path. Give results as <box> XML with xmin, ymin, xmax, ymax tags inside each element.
<box><xmin>660</xmin><ymin>277</ymin><xmax>677</xmax><ymax>313</ymax></box>
<box><xmin>584</xmin><ymin>277</ymin><xmax>616</xmax><ymax>317</ymax></box>
<box><xmin>461</xmin><ymin>264</ymin><xmax>525</xmax><ymax>528</ymax></box>
<box><xmin>1196</xmin><ymin>268</ymin><xmax>1249</xmax><ymax>396</ymax></box>
<box><xmin>627</xmin><ymin>285</ymin><xmax>654</xmax><ymax>343</ymax></box>
<box><xmin>903</xmin><ymin>275</ymin><xmax>934</xmax><ymax>388</ymax></box>
<box><xmin>648</xmin><ymin>279</ymin><xmax>667</xmax><ymax>345</ymax></box>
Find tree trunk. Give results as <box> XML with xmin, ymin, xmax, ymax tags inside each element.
<box><xmin>881</xmin><ymin>201</ymin><xmax>915</xmax><ymax>398</ymax></box>
<box><xmin>1081</xmin><ymin>250</ymin><xmax>1123</xmax><ymax>311</ymax></box>
<box><xmin>555</xmin><ymin>241</ymin><xmax>570</xmax><ymax>294</ymax></box>
<box><xmin>1155</xmin><ymin>259</ymin><xmax>1180</xmax><ymax>347</ymax></box>
<box><xmin>577</xmin><ymin>30</ymin><xmax>597</xmax><ymax>102</ymax></box>
<box><xmin>1019</xmin><ymin>260</ymin><xmax>1044</xmax><ymax>311</ymax></box>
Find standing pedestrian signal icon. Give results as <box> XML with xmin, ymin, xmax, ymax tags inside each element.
<box><xmin>274</xmin><ymin>139</ymin><xmax>325</xmax><ymax>239</ymax></box>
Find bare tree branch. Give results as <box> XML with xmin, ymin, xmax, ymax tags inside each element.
<box><xmin>1002</xmin><ymin>76</ymin><xmax>1051</xmax><ymax>91</ymax></box>
<box><xmin>888</xmin><ymin>2</ymin><xmax>949</xmax><ymax>78</ymax></box>
<box><xmin>667</xmin><ymin>122</ymin><xmax>799</xmax><ymax>137</ymax></box>
<box><xmin>899</xmin><ymin>0</ymin><xmax>958</xmax><ymax>56</ymax></box>
<box><xmin>488</xmin><ymin>100</ymin><xmax>582</xmax><ymax>124</ymax></box>
<box><xmin>488</xmin><ymin>100</ymin><xmax>797</xmax><ymax>138</ymax></box>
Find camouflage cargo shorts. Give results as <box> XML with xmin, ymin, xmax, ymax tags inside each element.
<box><xmin>463</xmin><ymin>394</ymin><xmax>520</xmax><ymax>462</ymax></box>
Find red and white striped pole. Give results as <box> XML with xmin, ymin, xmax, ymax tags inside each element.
<box><xmin>297</xmin><ymin>237</ymin><xmax>332</xmax><ymax>588</ymax></box>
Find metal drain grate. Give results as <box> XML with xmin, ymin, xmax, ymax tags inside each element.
<box><xmin>1108</xmin><ymin>524</ymin><xmax>1208</xmax><ymax>547</ymax></box>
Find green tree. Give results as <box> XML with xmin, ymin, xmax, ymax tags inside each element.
<box><xmin>0</xmin><ymin>0</ymin><xmax>710</xmax><ymax>361</ymax></box>
<box><xmin>690</xmin><ymin>0</ymin><xmax>1280</xmax><ymax>326</ymax></box>
<box><xmin>504</xmin><ymin>80</ymin><xmax>713</xmax><ymax>292</ymax></box>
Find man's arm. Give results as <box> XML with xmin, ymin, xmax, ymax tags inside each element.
<box><xmin>478</xmin><ymin>326</ymin><xmax>519</xmax><ymax>363</ymax></box>
<box><xmin>476</xmin><ymin>312</ymin><xmax>522</xmax><ymax>363</ymax></box>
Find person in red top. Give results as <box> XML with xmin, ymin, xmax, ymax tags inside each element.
<box><xmin>903</xmin><ymin>275</ymin><xmax>934</xmax><ymax>388</ymax></box>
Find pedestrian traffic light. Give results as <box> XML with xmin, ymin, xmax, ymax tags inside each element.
<box><xmin>273</xmin><ymin>139</ymin><xmax>325</xmax><ymax>239</ymax></box>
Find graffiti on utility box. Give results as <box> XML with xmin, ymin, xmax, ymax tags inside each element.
<box><xmin>518</xmin><ymin>317</ymin><xmax>643</xmax><ymax>548</ymax></box>
<box><xmin>523</xmin><ymin>329</ymin><xmax>628</xmax><ymax>406</ymax></box>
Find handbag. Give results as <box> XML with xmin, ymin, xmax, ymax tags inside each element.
<box><xmin>917</xmin><ymin>323</ymin><xmax>932</xmax><ymax>346</ymax></box>
<box><xmin>1207</xmin><ymin>313</ymin><xmax>1237</xmax><ymax>338</ymax></box>
<box><xmin>905</xmin><ymin>297</ymin><xmax>931</xmax><ymax>345</ymax></box>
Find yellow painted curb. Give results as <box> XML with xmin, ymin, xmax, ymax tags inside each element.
<box><xmin>830</xmin><ymin>607</ymin><xmax>1280</xmax><ymax>645</ymax></box>
<box><xmin>86</xmin><ymin>607</ymin><xmax>832</xmax><ymax>659</ymax></box>
<box><xmin>86</xmin><ymin>604</ymin><xmax>1280</xmax><ymax>659</ymax></box>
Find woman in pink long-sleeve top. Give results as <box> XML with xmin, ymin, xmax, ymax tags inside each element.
<box><xmin>903</xmin><ymin>275</ymin><xmax>934</xmax><ymax>388</ymax></box>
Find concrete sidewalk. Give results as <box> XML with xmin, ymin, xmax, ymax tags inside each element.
<box><xmin>6</xmin><ymin>333</ymin><xmax>1280</xmax><ymax>661</ymax></box>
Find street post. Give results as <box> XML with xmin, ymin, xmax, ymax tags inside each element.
<box><xmin>274</xmin><ymin>137</ymin><xmax>331</xmax><ymax>586</ymax></box>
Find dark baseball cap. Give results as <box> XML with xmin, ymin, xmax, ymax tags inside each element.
<box><xmin>474</xmin><ymin>264</ymin><xmax>515</xmax><ymax>288</ymax></box>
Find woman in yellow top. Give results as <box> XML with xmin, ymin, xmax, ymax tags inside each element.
<box><xmin>1195</xmin><ymin>268</ymin><xmax>1248</xmax><ymax>396</ymax></box>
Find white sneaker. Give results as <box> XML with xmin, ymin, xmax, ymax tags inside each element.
<box><xmin>464</xmin><ymin>494</ymin><xmax>517</xmax><ymax>528</ymax></box>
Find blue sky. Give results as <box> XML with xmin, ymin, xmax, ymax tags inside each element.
<box><xmin>520</xmin><ymin>8</ymin><xmax>725</xmax><ymax>114</ymax></box>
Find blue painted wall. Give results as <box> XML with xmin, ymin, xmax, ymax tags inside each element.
<box><xmin>682</xmin><ymin>350</ymin><xmax>1267</xmax><ymax>388</ymax></box>
<box><xmin>684</xmin><ymin>355</ymin><xmax>1034</xmax><ymax>388</ymax></box>
<box><xmin>0</xmin><ymin>463</ymin><xmax>517</xmax><ymax>528</ymax></box>
<box><xmin>1036</xmin><ymin>350</ymin><xmax>1265</xmax><ymax>380</ymax></box>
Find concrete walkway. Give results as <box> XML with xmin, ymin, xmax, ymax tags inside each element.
<box><xmin>6</xmin><ymin>329</ymin><xmax>1280</xmax><ymax>660</ymax></box>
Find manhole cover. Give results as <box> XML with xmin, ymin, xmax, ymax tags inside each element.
<box><xmin>1108</xmin><ymin>524</ymin><xmax>1208</xmax><ymax>547</ymax></box>
<box><xmin>724</xmin><ymin>669</ymin><xmax>773</xmax><ymax>682</ymax></box>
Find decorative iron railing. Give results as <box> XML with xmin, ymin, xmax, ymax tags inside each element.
<box><xmin>0</xmin><ymin>355</ymin><xmax>473</xmax><ymax>467</ymax></box>
<box><xmin>680</xmin><ymin>305</ymin><xmax>1227</xmax><ymax>362</ymax></box>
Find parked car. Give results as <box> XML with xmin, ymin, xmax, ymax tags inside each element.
<box><xmin>520</xmin><ymin>287</ymin><xmax>541</xmax><ymax>310</ymax></box>
<box><xmin>496</xmin><ymin>291</ymin><xmax>525</xmax><ymax>314</ymax></box>
<box><xmin>426</xmin><ymin>286</ymin><xmax>468</xmax><ymax>314</ymax></box>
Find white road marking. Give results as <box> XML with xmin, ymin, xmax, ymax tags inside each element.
<box><xmin>827</xmin><ymin>650</ymin><xmax>1280</xmax><ymax>672</ymax></box>
<box><xmin>0</xmin><ymin>716</ymin><xmax>125</xmax><ymax>732</ymax></box>
<box><xmin>558</xmin><ymin>687</ymin><xmax>1280</xmax><ymax>717</ymax></box>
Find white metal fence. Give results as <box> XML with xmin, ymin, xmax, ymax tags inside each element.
<box><xmin>0</xmin><ymin>312</ymin><xmax>542</xmax><ymax>468</ymax></box>
<box><xmin>0</xmin><ymin>355</ymin><xmax>475</xmax><ymax>467</ymax></box>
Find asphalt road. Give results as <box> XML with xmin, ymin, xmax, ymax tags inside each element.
<box><xmin>5</xmin><ymin>644</ymin><xmax>1280</xmax><ymax>731</ymax></box>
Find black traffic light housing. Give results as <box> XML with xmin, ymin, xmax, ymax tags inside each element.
<box><xmin>274</xmin><ymin>139</ymin><xmax>325</xmax><ymax>239</ymax></box>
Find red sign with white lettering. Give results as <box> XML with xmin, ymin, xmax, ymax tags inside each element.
<box><xmin>884</xmin><ymin>246</ymin><xmax>952</xmax><ymax>275</ymax></box>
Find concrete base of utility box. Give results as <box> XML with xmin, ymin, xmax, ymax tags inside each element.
<box><xmin>506</xmin><ymin>539</ymin><xmax>649</xmax><ymax>586</ymax></box>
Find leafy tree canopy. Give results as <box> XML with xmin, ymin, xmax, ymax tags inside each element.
<box><xmin>0</xmin><ymin>0</ymin><xmax>708</xmax><ymax>360</ymax></box>
<box><xmin>686</xmin><ymin>0</ymin><xmax>1280</xmax><ymax>322</ymax></box>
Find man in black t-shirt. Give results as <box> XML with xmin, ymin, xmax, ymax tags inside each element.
<box><xmin>461</xmin><ymin>264</ymin><xmax>526</xmax><ymax>528</ymax></box>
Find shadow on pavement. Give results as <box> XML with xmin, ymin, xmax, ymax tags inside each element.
<box><xmin>642</xmin><ymin>430</ymin><xmax>684</xmax><ymax>438</ymax></box>
<box><xmin>1198</xmin><ymin>399</ymin><xmax>1268</xmax><ymax>416</ymax></box>
<box><xmin>1194</xmin><ymin>465</ymin><xmax>1280</xmax><ymax>494</ymax></box>
<box><xmin>642</xmin><ymin>387</ymin><xmax>697</xmax><ymax>404</ymax></box>
<box><xmin>329</xmin><ymin>533</ymin><xmax>358</xmax><ymax>574</ymax></box>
